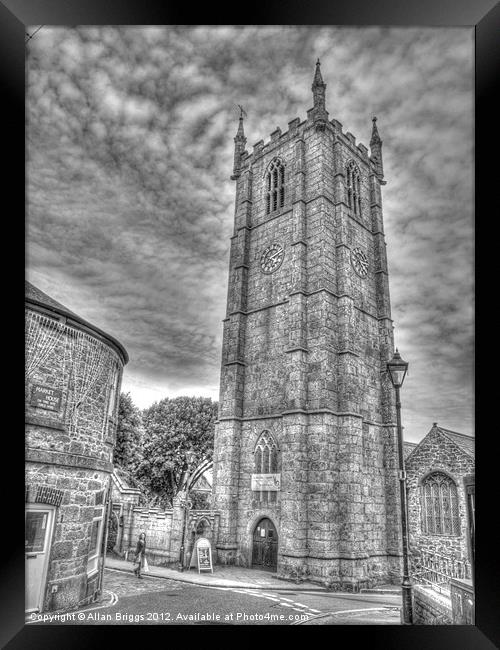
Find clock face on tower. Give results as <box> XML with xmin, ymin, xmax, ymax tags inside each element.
<box><xmin>260</xmin><ymin>243</ymin><xmax>284</xmax><ymax>274</ymax></box>
<box><xmin>350</xmin><ymin>247</ymin><xmax>369</xmax><ymax>278</ymax></box>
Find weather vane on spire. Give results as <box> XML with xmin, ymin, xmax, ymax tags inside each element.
<box><xmin>233</xmin><ymin>103</ymin><xmax>247</xmax><ymax>120</ymax></box>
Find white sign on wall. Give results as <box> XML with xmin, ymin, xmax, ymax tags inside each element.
<box><xmin>251</xmin><ymin>473</ymin><xmax>281</xmax><ymax>491</ymax></box>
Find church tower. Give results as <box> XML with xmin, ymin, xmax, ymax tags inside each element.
<box><xmin>212</xmin><ymin>61</ymin><xmax>402</xmax><ymax>590</ymax></box>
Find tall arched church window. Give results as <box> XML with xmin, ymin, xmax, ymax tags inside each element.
<box><xmin>420</xmin><ymin>472</ymin><xmax>460</xmax><ymax>536</ymax></box>
<box><xmin>253</xmin><ymin>430</ymin><xmax>280</xmax><ymax>503</ymax></box>
<box><xmin>346</xmin><ymin>161</ymin><xmax>362</xmax><ymax>217</ymax></box>
<box><xmin>266</xmin><ymin>159</ymin><xmax>285</xmax><ymax>215</ymax></box>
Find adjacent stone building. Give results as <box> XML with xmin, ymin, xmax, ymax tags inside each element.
<box><xmin>405</xmin><ymin>423</ymin><xmax>475</xmax><ymax>569</ymax></box>
<box><xmin>25</xmin><ymin>281</ymin><xmax>128</xmax><ymax>612</ymax></box>
<box><xmin>405</xmin><ymin>424</ymin><xmax>475</xmax><ymax>625</ymax></box>
<box><xmin>212</xmin><ymin>61</ymin><xmax>402</xmax><ymax>590</ymax></box>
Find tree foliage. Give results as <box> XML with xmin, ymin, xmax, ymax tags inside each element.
<box><xmin>136</xmin><ymin>396</ymin><xmax>217</xmax><ymax>508</ymax></box>
<box><xmin>114</xmin><ymin>392</ymin><xmax>144</xmax><ymax>483</ymax></box>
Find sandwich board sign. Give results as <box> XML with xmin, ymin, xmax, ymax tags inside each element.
<box><xmin>189</xmin><ymin>537</ymin><xmax>213</xmax><ymax>573</ymax></box>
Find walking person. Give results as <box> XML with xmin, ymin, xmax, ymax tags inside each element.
<box><xmin>133</xmin><ymin>532</ymin><xmax>147</xmax><ymax>579</ymax></box>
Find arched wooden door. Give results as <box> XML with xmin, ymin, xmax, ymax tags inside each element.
<box><xmin>252</xmin><ymin>518</ymin><xmax>278</xmax><ymax>570</ymax></box>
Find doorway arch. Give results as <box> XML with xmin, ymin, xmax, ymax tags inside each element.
<box><xmin>252</xmin><ymin>517</ymin><xmax>278</xmax><ymax>571</ymax></box>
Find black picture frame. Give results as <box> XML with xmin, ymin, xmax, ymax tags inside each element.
<box><xmin>4</xmin><ymin>1</ymin><xmax>497</xmax><ymax>647</ymax></box>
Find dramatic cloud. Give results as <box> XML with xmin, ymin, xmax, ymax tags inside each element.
<box><xmin>26</xmin><ymin>26</ymin><xmax>474</xmax><ymax>442</ymax></box>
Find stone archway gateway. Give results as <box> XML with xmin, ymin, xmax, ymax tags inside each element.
<box><xmin>252</xmin><ymin>518</ymin><xmax>278</xmax><ymax>571</ymax></box>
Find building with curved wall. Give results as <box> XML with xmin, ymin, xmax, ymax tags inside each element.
<box><xmin>25</xmin><ymin>281</ymin><xmax>128</xmax><ymax>613</ymax></box>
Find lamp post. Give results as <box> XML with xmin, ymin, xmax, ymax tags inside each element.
<box><xmin>178</xmin><ymin>449</ymin><xmax>197</xmax><ymax>572</ymax></box>
<box><xmin>387</xmin><ymin>348</ymin><xmax>413</xmax><ymax>625</ymax></box>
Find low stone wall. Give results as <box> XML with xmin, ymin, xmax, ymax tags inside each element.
<box><xmin>127</xmin><ymin>508</ymin><xmax>176</xmax><ymax>565</ymax></box>
<box><xmin>450</xmin><ymin>578</ymin><xmax>474</xmax><ymax>624</ymax></box>
<box><xmin>413</xmin><ymin>585</ymin><xmax>453</xmax><ymax>624</ymax></box>
<box><xmin>113</xmin><ymin>500</ymin><xmax>220</xmax><ymax>568</ymax></box>
<box><xmin>110</xmin><ymin>474</ymin><xmax>221</xmax><ymax>569</ymax></box>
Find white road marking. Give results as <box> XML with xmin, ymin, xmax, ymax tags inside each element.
<box><xmin>25</xmin><ymin>590</ymin><xmax>119</xmax><ymax>624</ymax></box>
<box><xmin>325</xmin><ymin>606</ymin><xmax>398</xmax><ymax>616</ymax></box>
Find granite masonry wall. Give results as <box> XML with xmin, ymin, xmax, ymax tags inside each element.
<box><xmin>406</xmin><ymin>429</ymin><xmax>475</xmax><ymax>562</ymax></box>
<box><xmin>213</xmin><ymin>74</ymin><xmax>402</xmax><ymax>590</ymax></box>
<box><xmin>413</xmin><ymin>585</ymin><xmax>453</xmax><ymax>625</ymax></box>
<box><xmin>26</xmin><ymin>300</ymin><xmax>126</xmax><ymax>612</ymax></box>
<box><xmin>115</xmin><ymin>503</ymin><xmax>220</xmax><ymax>568</ymax></box>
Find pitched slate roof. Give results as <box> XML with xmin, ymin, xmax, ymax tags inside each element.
<box><xmin>26</xmin><ymin>280</ymin><xmax>81</xmax><ymax>320</ymax></box>
<box><xmin>191</xmin><ymin>469</ymin><xmax>213</xmax><ymax>492</ymax></box>
<box><xmin>405</xmin><ymin>423</ymin><xmax>475</xmax><ymax>462</ymax></box>
<box><xmin>437</xmin><ymin>426</ymin><xmax>475</xmax><ymax>458</ymax></box>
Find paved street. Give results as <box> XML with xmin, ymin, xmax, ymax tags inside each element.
<box><xmin>27</xmin><ymin>568</ymin><xmax>402</xmax><ymax>626</ymax></box>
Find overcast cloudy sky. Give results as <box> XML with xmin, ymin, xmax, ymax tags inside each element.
<box><xmin>26</xmin><ymin>26</ymin><xmax>474</xmax><ymax>443</ymax></box>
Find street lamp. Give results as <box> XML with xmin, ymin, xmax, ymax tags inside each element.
<box><xmin>178</xmin><ymin>449</ymin><xmax>197</xmax><ymax>572</ymax></box>
<box><xmin>387</xmin><ymin>348</ymin><xmax>413</xmax><ymax>625</ymax></box>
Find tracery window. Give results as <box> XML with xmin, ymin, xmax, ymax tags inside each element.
<box><xmin>253</xmin><ymin>430</ymin><xmax>280</xmax><ymax>503</ymax></box>
<box><xmin>420</xmin><ymin>472</ymin><xmax>460</xmax><ymax>536</ymax></box>
<box><xmin>346</xmin><ymin>160</ymin><xmax>362</xmax><ymax>217</ymax></box>
<box><xmin>266</xmin><ymin>159</ymin><xmax>285</xmax><ymax>215</ymax></box>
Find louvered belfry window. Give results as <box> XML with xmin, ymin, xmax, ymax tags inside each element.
<box><xmin>420</xmin><ymin>472</ymin><xmax>460</xmax><ymax>536</ymax></box>
<box><xmin>254</xmin><ymin>430</ymin><xmax>279</xmax><ymax>503</ymax></box>
<box><xmin>266</xmin><ymin>159</ymin><xmax>285</xmax><ymax>215</ymax></box>
<box><xmin>346</xmin><ymin>160</ymin><xmax>362</xmax><ymax>217</ymax></box>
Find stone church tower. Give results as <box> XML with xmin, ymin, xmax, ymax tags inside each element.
<box><xmin>212</xmin><ymin>61</ymin><xmax>401</xmax><ymax>590</ymax></box>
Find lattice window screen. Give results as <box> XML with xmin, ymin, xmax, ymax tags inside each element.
<box><xmin>26</xmin><ymin>309</ymin><xmax>119</xmax><ymax>438</ymax></box>
<box><xmin>70</xmin><ymin>332</ymin><xmax>117</xmax><ymax>437</ymax></box>
<box><xmin>25</xmin><ymin>310</ymin><xmax>65</xmax><ymax>379</ymax></box>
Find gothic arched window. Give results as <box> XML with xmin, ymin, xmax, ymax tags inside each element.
<box><xmin>346</xmin><ymin>161</ymin><xmax>362</xmax><ymax>217</ymax></box>
<box><xmin>420</xmin><ymin>472</ymin><xmax>460</xmax><ymax>536</ymax></box>
<box><xmin>266</xmin><ymin>159</ymin><xmax>285</xmax><ymax>215</ymax></box>
<box><xmin>253</xmin><ymin>430</ymin><xmax>280</xmax><ymax>503</ymax></box>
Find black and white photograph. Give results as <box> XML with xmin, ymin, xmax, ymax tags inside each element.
<box><xmin>22</xmin><ymin>23</ymin><xmax>478</xmax><ymax>629</ymax></box>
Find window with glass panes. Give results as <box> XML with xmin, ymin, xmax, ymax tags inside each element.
<box><xmin>253</xmin><ymin>430</ymin><xmax>280</xmax><ymax>503</ymax></box>
<box><xmin>420</xmin><ymin>472</ymin><xmax>460</xmax><ymax>536</ymax></box>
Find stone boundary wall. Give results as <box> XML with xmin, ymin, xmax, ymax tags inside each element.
<box><xmin>110</xmin><ymin>495</ymin><xmax>220</xmax><ymax>568</ymax></box>
<box><xmin>413</xmin><ymin>585</ymin><xmax>453</xmax><ymax>625</ymax></box>
<box><xmin>110</xmin><ymin>474</ymin><xmax>220</xmax><ymax>568</ymax></box>
<box><xmin>127</xmin><ymin>507</ymin><xmax>175</xmax><ymax>565</ymax></box>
